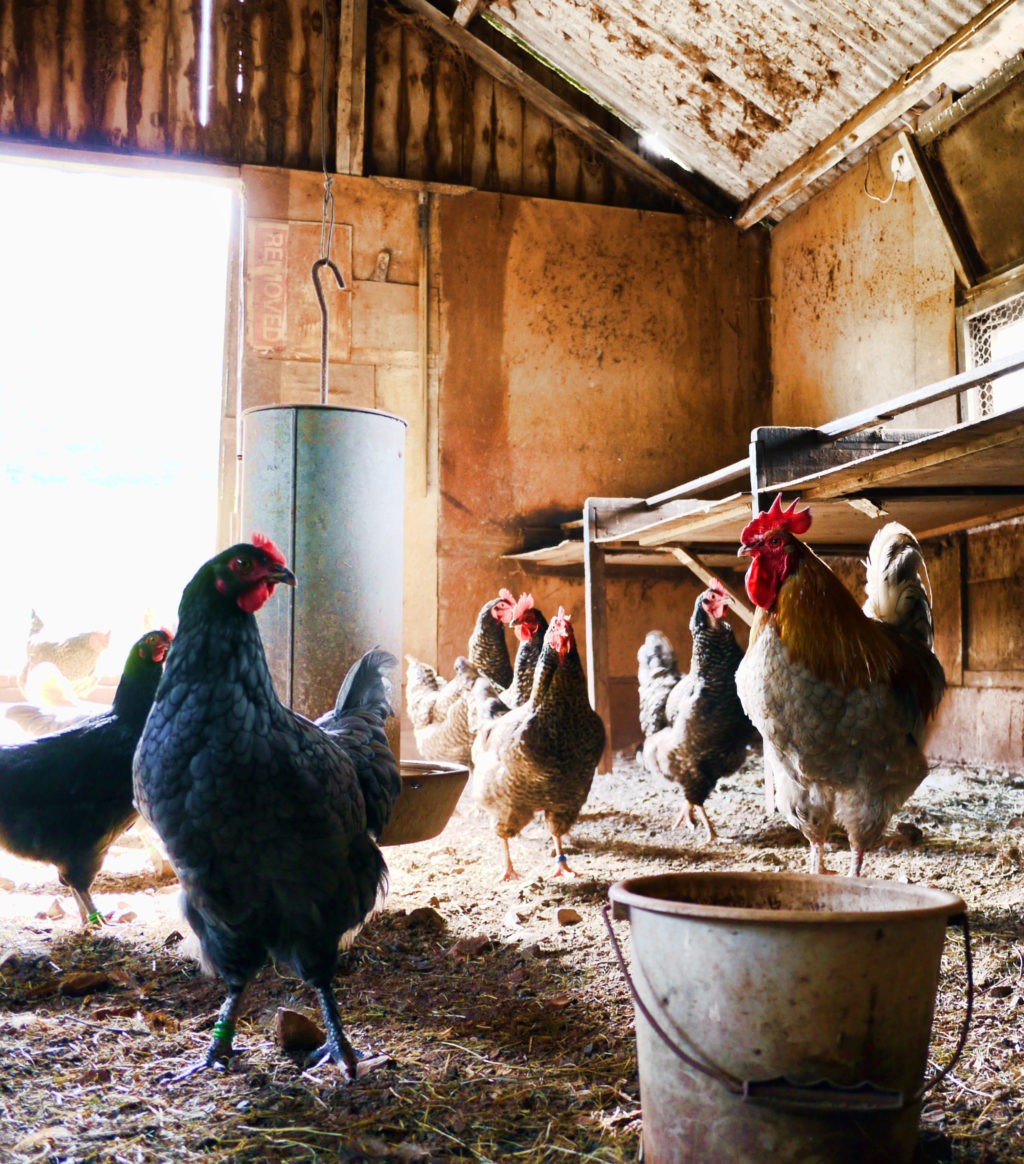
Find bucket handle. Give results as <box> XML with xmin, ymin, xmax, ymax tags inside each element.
<box><xmin>602</xmin><ymin>904</ymin><xmax>973</xmax><ymax>1114</ymax></box>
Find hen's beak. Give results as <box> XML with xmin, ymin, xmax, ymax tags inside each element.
<box><xmin>268</xmin><ymin>564</ymin><xmax>297</xmax><ymax>587</ymax></box>
<box><xmin>737</xmin><ymin>543</ymin><xmax>753</xmax><ymax>557</ymax></box>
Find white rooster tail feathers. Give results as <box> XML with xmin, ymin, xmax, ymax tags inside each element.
<box><xmin>332</xmin><ymin>648</ymin><xmax>398</xmax><ymax>718</ymax></box>
<box><xmin>862</xmin><ymin>522</ymin><xmax>935</xmax><ymax>650</ymax></box>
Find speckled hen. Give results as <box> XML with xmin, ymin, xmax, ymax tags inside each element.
<box><xmin>470</xmin><ymin>608</ymin><xmax>605</xmax><ymax>881</ymax></box>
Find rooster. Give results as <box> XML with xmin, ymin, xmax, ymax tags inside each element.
<box><xmin>642</xmin><ymin>582</ymin><xmax>757</xmax><ymax>839</ymax></box>
<box><xmin>133</xmin><ymin>536</ymin><xmax>400</xmax><ymax>1080</ymax></box>
<box><xmin>636</xmin><ymin>630</ymin><xmax>683</xmax><ymax>740</ymax></box>
<box><xmin>0</xmin><ymin>628</ymin><xmax>172</xmax><ymax>925</ymax></box>
<box><xmin>470</xmin><ymin>608</ymin><xmax>605</xmax><ymax>881</ymax></box>
<box><xmin>734</xmin><ymin>497</ymin><xmax>946</xmax><ymax>875</ymax></box>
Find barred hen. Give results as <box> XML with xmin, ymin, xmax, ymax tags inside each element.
<box><xmin>735</xmin><ymin>498</ymin><xmax>946</xmax><ymax>876</ymax></box>
<box><xmin>405</xmin><ymin>654</ymin><xmax>479</xmax><ymax>767</ymax></box>
<box><xmin>502</xmin><ymin>593</ymin><xmax>548</xmax><ymax>708</ymax></box>
<box><xmin>133</xmin><ymin>536</ymin><xmax>400</xmax><ymax>1079</ymax></box>
<box><xmin>0</xmin><ymin>628</ymin><xmax>172</xmax><ymax>925</ymax></box>
<box><xmin>470</xmin><ymin>608</ymin><xmax>605</xmax><ymax>880</ymax></box>
<box><xmin>467</xmin><ymin>590</ymin><xmax>517</xmax><ymax>689</ymax></box>
<box><xmin>636</xmin><ymin>630</ymin><xmax>683</xmax><ymax>739</ymax></box>
<box><xmin>642</xmin><ymin>583</ymin><xmax>756</xmax><ymax>839</ymax></box>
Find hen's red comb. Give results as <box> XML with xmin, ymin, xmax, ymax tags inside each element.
<box><xmin>252</xmin><ymin>531</ymin><xmax>287</xmax><ymax>566</ymax></box>
<box><xmin>739</xmin><ymin>495</ymin><xmax>811</xmax><ymax>544</ymax></box>
<box><xmin>512</xmin><ymin>591</ymin><xmax>535</xmax><ymax>621</ymax></box>
<box><xmin>709</xmin><ymin>578</ymin><xmax>727</xmax><ymax>596</ymax></box>
<box><xmin>492</xmin><ymin>588</ymin><xmax>517</xmax><ymax>623</ymax></box>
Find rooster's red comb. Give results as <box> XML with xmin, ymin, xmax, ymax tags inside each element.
<box><xmin>739</xmin><ymin>495</ymin><xmax>812</xmax><ymax>545</ymax></box>
<box><xmin>252</xmin><ymin>531</ymin><xmax>287</xmax><ymax>566</ymax></box>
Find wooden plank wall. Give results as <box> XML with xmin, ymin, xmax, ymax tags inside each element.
<box><xmin>0</xmin><ymin>0</ymin><xmax>682</xmax><ymax>212</ymax></box>
<box><xmin>365</xmin><ymin>4</ymin><xmax>678</xmax><ymax>210</ymax></box>
<box><xmin>0</xmin><ymin>0</ymin><xmax>335</xmax><ymax>170</ymax></box>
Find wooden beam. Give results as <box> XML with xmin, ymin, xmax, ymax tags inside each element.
<box><xmin>735</xmin><ymin>0</ymin><xmax>1023</xmax><ymax>228</ymax></box>
<box><xmin>336</xmin><ymin>0</ymin><xmax>368</xmax><ymax>176</ymax></box>
<box><xmin>645</xmin><ymin>457</ymin><xmax>751</xmax><ymax>505</ymax></box>
<box><xmin>399</xmin><ymin>0</ymin><xmax>720</xmax><ymax>218</ymax></box>
<box><xmin>665</xmin><ymin>547</ymin><xmax>754</xmax><ymax>626</ymax></box>
<box><xmin>584</xmin><ymin>502</ymin><xmax>613</xmax><ymax>774</ymax></box>
<box><xmin>897</xmin><ymin>131</ymin><xmax>977</xmax><ymax>287</ymax></box>
<box><xmin>453</xmin><ymin>0</ymin><xmax>483</xmax><ymax>26</ymax></box>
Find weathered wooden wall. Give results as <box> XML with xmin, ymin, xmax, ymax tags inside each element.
<box><xmin>231</xmin><ymin>167</ymin><xmax>769</xmax><ymax>750</ymax></box>
<box><xmin>0</xmin><ymin>0</ymin><xmax>335</xmax><ymax>169</ymax></box>
<box><xmin>365</xmin><ymin>5</ymin><xmax>679</xmax><ymax>211</ymax></box>
<box><xmin>0</xmin><ymin>0</ymin><xmax>689</xmax><ymax>212</ymax></box>
<box><xmin>435</xmin><ymin>189</ymin><xmax>770</xmax><ymax>748</ymax></box>
<box><xmin>771</xmin><ymin>138</ymin><xmax>1024</xmax><ymax>769</ymax></box>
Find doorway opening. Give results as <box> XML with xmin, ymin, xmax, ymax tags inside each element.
<box><xmin>0</xmin><ymin>154</ymin><xmax>237</xmax><ymax>702</ymax></box>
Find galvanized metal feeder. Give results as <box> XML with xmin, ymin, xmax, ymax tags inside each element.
<box><xmin>239</xmin><ymin>233</ymin><xmax>467</xmax><ymax>846</ymax></box>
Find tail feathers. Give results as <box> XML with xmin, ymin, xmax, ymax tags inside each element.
<box><xmin>862</xmin><ymin>522</ymin><xmax>935</xmax><ymax>651</ymax></box>
<box><xmin>331</xmin><ymin>648</ymin><xmax>398</xmax><ymax>721</ymax></box>
<box><xmin>468</xmin><ymin>674</ymin><xmax>508</xmax><ymax>734</ymax></box>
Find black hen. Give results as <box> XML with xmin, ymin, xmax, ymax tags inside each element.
<box><xmin>133</xmin><ymin>536</ymin><xmax>401</xmax><ymax>1080</ymax></box>
<box><xmin>0</xmin><ymin>628</ymin><xmax>172</xmax><ymax>925</ymax></box>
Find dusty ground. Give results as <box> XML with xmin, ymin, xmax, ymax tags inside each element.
<box><xmin>0</xmin><ymin>748</ymin><xmax>1023</xmax><ymax>1163</ymax></box>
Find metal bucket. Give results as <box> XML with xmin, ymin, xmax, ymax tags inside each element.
<box><xmin>240</xmin><ymin>405</ymin><xmax>407</xmax><ymax>756</ymax></box>
<box><xmin>606</xmin><ymin>872</ymin><xmax>971</xmax><ymax>1164</ymax></box>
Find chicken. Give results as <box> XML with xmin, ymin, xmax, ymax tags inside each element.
<box><xmin>470</xmin><ymin>608</ymin><xmax>606</xmax><ymax>880</ymax></box>
<box><xmin>502</xmin><ymin>593</ymin><xmax>548</xmax><ymax>708</ymax></box>
<box><xmin>636</xmin><ymin>630</ymin><xmax>683</xmax><ymax>739</ymax></box>
<box><xmin>21</xmin><ymin>610</ymin><xmax>113</xmax><ymax>704</ymax></box>
<box><xmin>467</xmin><ymin>590</ymin><xmax>517</xmax><ymax>689</ymax></box>
<box><xmin>642</xmin><ymin>581</ymin><xmax>757</xmax><ymax>839</ymax></box>
<box><xmin>0</xmin><ymin>628</ymin><xmax>172</xmax><ymax>925</ymax></box>
<box><xmin>5</xmin><ymin>700</ymin><xmax>104</xmax><ymax>738</ymax></box>
<box><xmin>734</xmin><ymin>496</ymin><xmax>946</xmax><ymax>876</ymax></box>
<box><xmin>405</xmin><ymin>654</ymin><xmax>479</xmax><ymax>767</ymax></box>
<box><xmin>133</xmin><ymin>536</ymin><xmax>400</xmax><ymax>1079</ymax></box>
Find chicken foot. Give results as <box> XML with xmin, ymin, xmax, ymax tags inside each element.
<box><xmin>165</xmin><ymin>988</ymin><xmax>245</xmax><ymax>1083</ymax></box>
<box><xmin>549</xmin><ymin>835</ymin><xmax>581</xmax><ymax>878</ymax></box>
<box><xmin>500</xmin><ymin>837</ymin><xmax>523</xmax><ymax>882</ymax></box>
<box><xmin>673</xmin><ymin>801</ymin><xmax>716</xmax><ymax>842</ymax></box>
<box><xmin>69</xmin><ymin>885</ymin><xmax>105</xmax><ymax>928</ymax></box>
<box><xmin>307</xmin><ymin>983</ymin><xmax>360</xmax><ymax>1078</ymax></box>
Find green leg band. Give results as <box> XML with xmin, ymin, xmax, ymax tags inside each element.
<box><xmin>86</xmin><ymin>911</ymin><xmax>103</xmax><ymax>926</ymax></box>
<box><xmin>212</xmin><ymin>1019</ymin><xmax>235</xmax><ymax>1046</ymax></box>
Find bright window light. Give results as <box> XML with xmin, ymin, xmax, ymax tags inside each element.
<box><xmin>0</xmin><ymin>158</ymin><xmax>235</xmax><ymax>685</ymax></box>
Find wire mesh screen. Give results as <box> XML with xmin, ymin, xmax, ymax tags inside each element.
<box><xmin>966</xmin><ymin>290</ymin><xmax>1024</xmax><ymax>418</ymax></box>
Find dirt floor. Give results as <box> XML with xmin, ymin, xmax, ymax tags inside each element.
<box><xmin>1</xmin><ymin>746</ymin><xmax>1023</xmax><ymax>1163</ymax></box>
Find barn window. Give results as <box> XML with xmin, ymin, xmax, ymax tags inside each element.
<box><xmin>958</xmin><ymin>274</ymin><xmax>1024</xmax><ymax>421</ymax></box>
<box><xmin>0</xmin><ymin>154</ymin><xmax>238</xmax><ymax>692</ymax></box>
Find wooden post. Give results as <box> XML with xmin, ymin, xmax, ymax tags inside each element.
<box><xmin>336</xmin><ymin>0</ymin><xmax>368</xmax><ymax>175</ymax></box>
<box><xmin>584</xmin><ymin>500</ymin><xmax>613</xmax><ymax>774</ymax></box>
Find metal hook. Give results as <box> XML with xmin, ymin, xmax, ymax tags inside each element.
<box><xmin>312</xmin><ymin>257</ymin><xmax>346</xmax><ymax>405</ymax></box>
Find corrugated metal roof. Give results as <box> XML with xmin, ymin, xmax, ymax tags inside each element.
<box><xmin>476</xmin><ymin>0</ymin><xmax>1024</xmax><ymax>221</ymax></box>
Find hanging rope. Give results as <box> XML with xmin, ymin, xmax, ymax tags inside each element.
<box><xmin>314</xmin><ymin>0</ymin><xmax>345</xmax><ymax>405</ymax></box>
